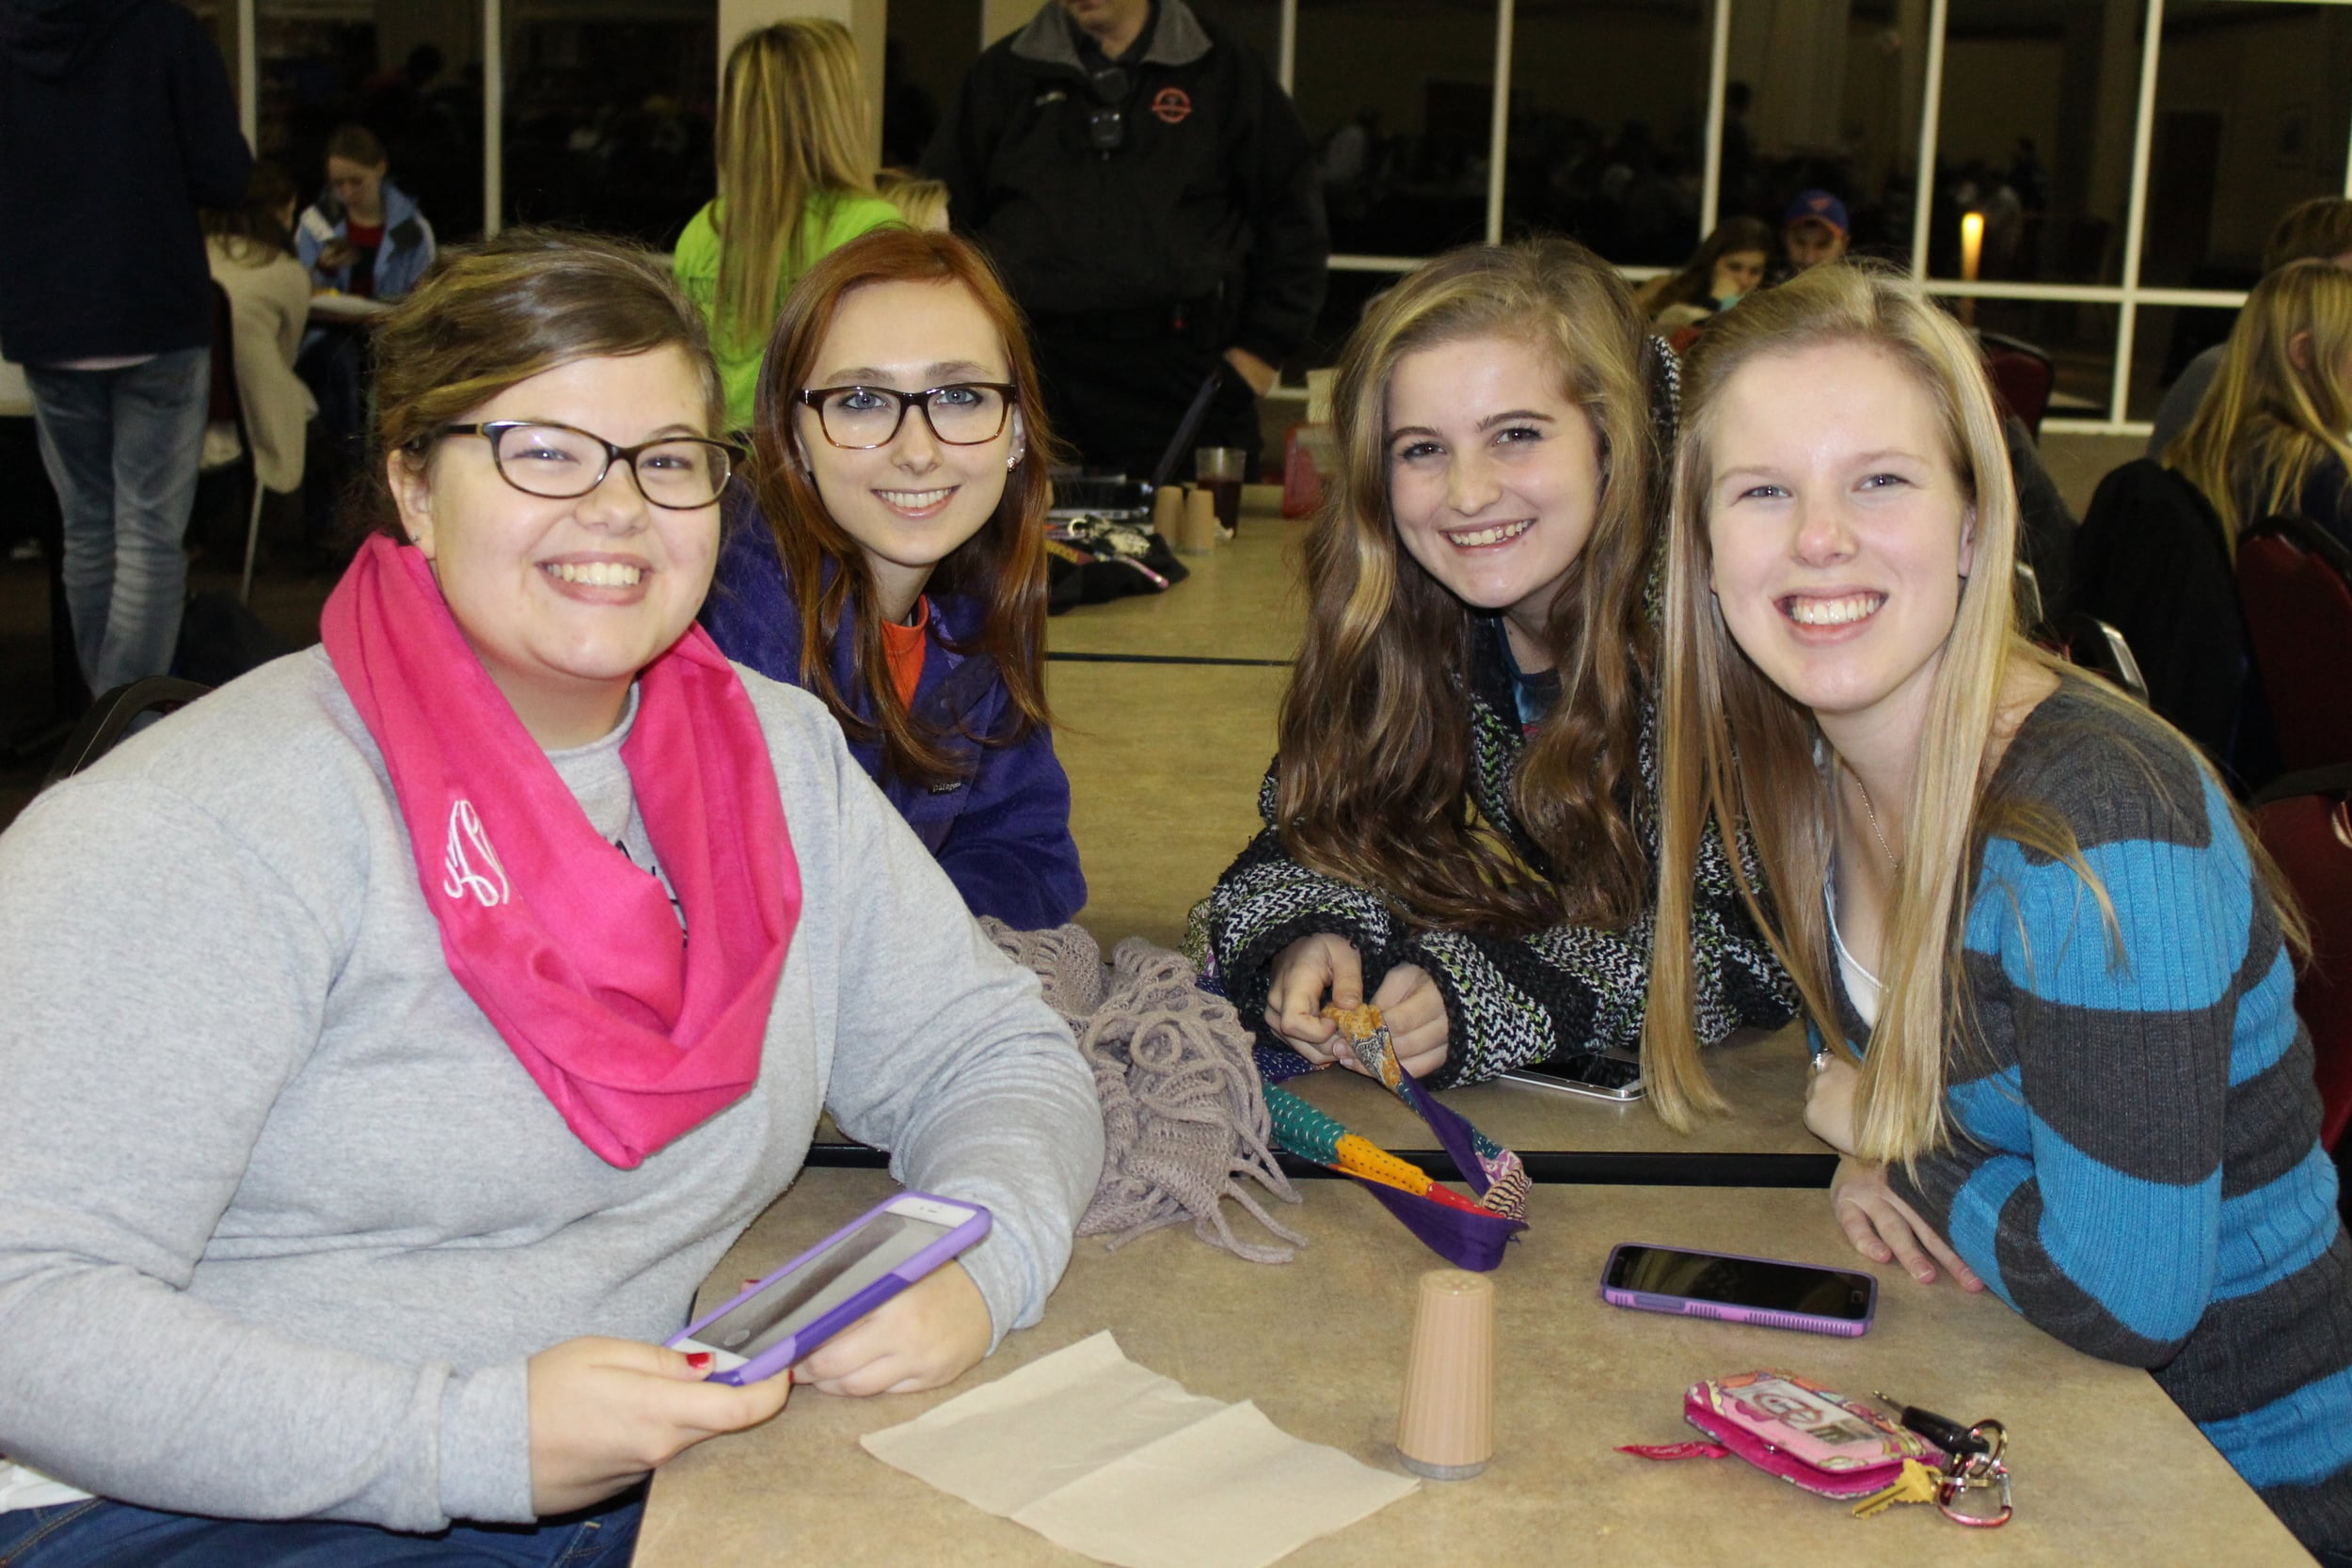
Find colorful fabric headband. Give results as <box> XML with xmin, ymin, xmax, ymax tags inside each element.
<box><xmin>1257</xmin><ymin>1005</ymin><xmax>1530</xmax><ymax>1271</ymax></box>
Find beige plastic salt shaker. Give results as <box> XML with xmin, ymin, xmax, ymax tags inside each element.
<box><xmin>1151</xmin><ymin>483</ymin><xmax>1188</xmax><ymax>546</ymax></box>
<box><xmin>1394</xmin><ymin>1268</ymin><xmax>1495</xmax><ymax>1480</ymax></box>
<box><xmin>1179</xmin><ymin>486</ymin><xmax>1220</xmax><ymax>554</ymax></box>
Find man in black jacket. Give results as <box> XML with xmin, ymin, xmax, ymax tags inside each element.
<box><xmin>923</xmin><ymin>0</ymin><xmax>1327</xmax><ymax>479</ymax></box>
<box><xmin>0</xmin><ymin>0</ymin><xmax>250</xmax><ymax>695</ymax></box>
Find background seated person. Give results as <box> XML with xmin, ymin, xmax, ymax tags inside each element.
<box><xmin>1639</xmin><ymin>216</ymin><xmax>1773</xmax><ymax>332</ymax></box>
<box><xmin>2169</xmin><ymin>259</ymin><xmax>2352</xmax><ymax>554</ymax></box>
<box><xmin>0</xmin><ymin>230</ymin><xmax>1100</xmax><ymax>1566</ymax></box>
<box><xmin>704</xmin><ymin>230</ymin><xmax>1083</xmax><ymax>931</ymax></box>
<box><xmin>295</xmin><ymin>121</ymin><xmax>436</xmax><ymax>301</ymax></box>
<box><xmin>201</xmin><ymin>161</ymin><xmax>314</xmax><ymax>501</ymax></box>
<box><xmin>1780</xmin><ymin>190</ymin><xmax>1850</xmax><ymax>275</ymax></box>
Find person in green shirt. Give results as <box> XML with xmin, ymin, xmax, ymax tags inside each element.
<box><xmin>675</xmin><ymin>20</ymin><xmax>902</xmax><ymax>430</ymax></box>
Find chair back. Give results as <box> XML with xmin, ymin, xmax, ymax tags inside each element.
<box><xmin>40</xmin><ymin>677</ymin><xmax>213</xmax><ymax>790</ymax></box>
<box><xmin>2051</xmin><ymin>611</ymin><xmax>2149</xmax><ymax>705</ymax></box>
<box><xmin>2251</xmin><ymin>766</ymin><xmax>2352</xmax><ymax>1151</ymax></box>
<box><xmin>1980</xmin><ymin>331</ymin><xmax>2056</xmax><ymax>438</ymax></box>
<box><xmin>207</xmin><ymin>283</ymin><xmax>243</xmax><ymax>426</ymax></box>
<box><xmin>2239</xmin><ymin>515</ymin><xmax>2352</xmax><ymax>774</ymax></box>
<box><xmin>2071</xmin><ymin>459</ymin><xmax>2244</xmax><ymax>765</ymax></box>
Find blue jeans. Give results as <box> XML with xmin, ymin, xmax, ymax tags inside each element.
<box><xmin>24</xmin><ymin>348</ymin><xmax>210</xmax><ymax>694</ymax></box>
<box><xmin>0</xmin><ymin>1490</ymin><xmax>642</xmax><ymax>1567</ymax></box>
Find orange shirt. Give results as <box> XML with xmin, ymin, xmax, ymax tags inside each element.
<box><xmin>879</xmin><ymin>597</ymin><xmax>930</xmax><ymax>710</ymax></box>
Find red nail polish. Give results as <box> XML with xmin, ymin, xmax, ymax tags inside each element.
<box><xmin>686</xmin><ymin>1352</ymin><xmax>713</xmax><ymax>1372</ymax></box>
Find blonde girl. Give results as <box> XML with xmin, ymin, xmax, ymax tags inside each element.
<box><xmin>2169</xmin><ymin>258</ymin><xmax>2352</xmax><ymax>553</ymax></box>
<box><xmin>1645</xmin><ymin>261</ymin><xmax>2352</xmax><ymax>1558</ymax></box>
<box><xmin>674</xmin><ymin>22</ymin><xmax>901</xmax><ymax>428</ymax></box>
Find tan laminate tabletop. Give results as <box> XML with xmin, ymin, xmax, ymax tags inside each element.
<box><xmin>637</xmin><ymin>1169</ymin><xmax>2310</xmax><ymax>1568</ymax></box>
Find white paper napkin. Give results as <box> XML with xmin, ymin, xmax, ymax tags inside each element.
<box><xmin>862</xmin><ymin>1331</ymin><xmax>1418</xmax><ymax>1568</ymax></box>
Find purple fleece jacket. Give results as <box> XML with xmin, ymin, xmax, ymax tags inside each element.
<box><xmin>700</xmin><ymin>499</ymin><xmax>1087</xmax><ymax>930</ymax></box>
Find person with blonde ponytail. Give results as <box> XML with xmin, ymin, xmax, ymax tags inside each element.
<box><xmin>1197</xmin><ymin>239</ymin><xmax>1792</xmax><ymax>1089</ymax></box>
<box><xmin>2169</xmin><ymin>258</ymin><xmax>2352</xmax><ymax>554</ymax></box>
<box><xmin>674</xmin><ymin>22</ymin><xmax>901</xmax><ymax>429</ymax></box>
<box><xmin>1646</xmin><ymin>261</ymin><xmax>2352</xmax><ymax>1560</ymax></box>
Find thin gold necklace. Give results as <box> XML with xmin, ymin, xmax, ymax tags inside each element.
<box><xmin>1844</xmin><ymin>760</ymin><xmax>1902</xmax><ymax>874</ymax></box>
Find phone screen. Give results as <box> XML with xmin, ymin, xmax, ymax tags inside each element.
<box><xmin>1608</xmin><ymin>1244</ymin><xmax>1872</xmax><ymax>1320</ymax></box>
<box><xmin>697</xmin><ymin>1211</ymin><xmax>955</xmax><ymax>1359</ymax></box>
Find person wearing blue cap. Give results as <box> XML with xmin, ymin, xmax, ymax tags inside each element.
<box><xmin>1783</xmin><ymin>190</ymin><xmax>1849</xmax><ymax>273</ymax></box>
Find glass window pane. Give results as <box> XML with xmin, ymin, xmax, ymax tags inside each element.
<box><xmin>1935</xmin><ymin>0</ymin><xmax>2145</xmax><ymax>286</ymax></box>
<box><xmin>1295</xmin><ymin>0</ymin><xmax>1496</xmax><ymax>258</ymax></box>
<box><xmin>2128</xmin><ymin>301</ymin><xmax>2236</xmax><ymax>425</ymax></box>
<box><xmin>259</xmin><ymin>0</ymin><xmax>486</xmax><ymax>245</ymax></box>
<box><xmin>1718</xmin><ymin>0</ymin><xmax>1929</xmax><ymax>272</ymax></box>
<box><xmin>2142</xmin><ymin>0</ymin><xmax>2352</xmax><ymax>290</ymax></box>
<box><xmin>1944</xmin><ymin>293</ymin><xmax>2116</xmax><ymax>420</ymax></box>
<box><xmin>887</xmin><ymin>0</ymin><xmax>981</xmax><ymax>168</ymax></box>
<box><xmin>502</xmin><ymin>1</ymin><xmax>716</xmax><ymax>246</ymax></box>
<box><xmin>1503</xmin><ymin>0</ymin><xmax>1708</xmax><ymax>268</ymax></box>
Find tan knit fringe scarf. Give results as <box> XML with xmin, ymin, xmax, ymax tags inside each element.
<box><xmin>983</xmin><ymin>920</ymin><xmax>1306</xmax><ymax>1264</ymax></box>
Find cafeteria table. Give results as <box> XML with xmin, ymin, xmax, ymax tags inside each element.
<box><xmin>636</xmin><ymin>1167</ymin><xmax>2311</xmax><ymax>1568</ymax></box>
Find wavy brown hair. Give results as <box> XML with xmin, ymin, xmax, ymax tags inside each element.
<box><xmin>747</xmin><ymin>227</ymin><xmax>1056</xmax><ymax>789</ymax></box>
<box><xmin>1638</xmin><ymin>215</ymin><xmax>1776</xmax><ymax>316</ymax></box>
<box><xmin>1272</xmin><ymin>239</ymin><xmax>1661</xmax><ymax>937</ymax></box>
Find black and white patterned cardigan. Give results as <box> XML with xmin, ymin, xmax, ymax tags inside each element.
<box><xmin>1194</xmin><ymin>623</ymin><xmax>1797</xmax><ymax>1088</ymax></box>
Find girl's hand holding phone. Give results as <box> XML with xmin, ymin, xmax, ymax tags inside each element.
<box><xmin>526</xmin><ymin>1336</ymin><xmax>790</xmax><ymax>1515</ymax></box>
<box><xmin>791</xmin><ymin>1260</ymin><xmax>991</xmax><ymax>1397</ymax></box>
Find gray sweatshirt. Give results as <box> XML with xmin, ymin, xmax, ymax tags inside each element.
<box><xmin>0</xmin><ymin>649</ymin><xmax>1103</xmax><ymax>1531</ymax></box>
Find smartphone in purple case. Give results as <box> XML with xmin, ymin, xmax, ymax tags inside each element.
<box><xmin>1600</xmin><ymin>1242</ymin><xmax>1876</xmax><ymax>1338</ymax></box>
<box><xmin>668</xmin><ymin>1192</ymin><xmax>991</xmax><ymax>1384</ymax></box>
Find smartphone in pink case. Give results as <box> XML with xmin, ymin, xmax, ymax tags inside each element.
<box><xmin>1600</xmin><ymin>1242</ymin><xmax>1876</xmax><ymax>1337</ymax></box>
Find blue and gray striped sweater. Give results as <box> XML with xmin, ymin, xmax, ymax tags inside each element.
<box><xmin>1870</xmin><ymin>682</ymin><xmax>2352</xmax><ymax>1553</ymax></box>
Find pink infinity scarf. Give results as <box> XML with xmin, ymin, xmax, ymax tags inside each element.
<box><xmin>322</xmin><ymin>534</ymin><xmax>800</xmax><ymax>1167</ymax></box>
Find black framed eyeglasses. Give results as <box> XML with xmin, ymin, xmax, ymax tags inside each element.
<box><xmin>430</xmin><ymin>421</ymin><xmax>741</xmax><ymax>509</ymax></box>
<box><xmin>796</xmin><ymin>384</ymin><xmax>1017</xmax><ymax>450</ymax></box>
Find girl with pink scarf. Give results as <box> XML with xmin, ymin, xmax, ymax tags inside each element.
<box><xmin>0</xmin><ymin>232</ymin><xmax>1101</xmax><ymax>1566</ymax></box>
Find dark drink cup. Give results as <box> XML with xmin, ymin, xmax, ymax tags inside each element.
<box><xmin>1195</xmin><ymin>447</ymin><xmax>1248</xmax><ymax>534</ymax></box>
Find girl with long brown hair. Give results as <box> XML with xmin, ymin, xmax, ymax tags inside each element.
<box><xmin>673</xmin><ymin>21</ymin><xmax>901</xmax><ymax>430</ymax></box>
<box><xmin>1198</xmin><ymin>238</ymin><xmax>1792</xmax><ymax>1086</ymax></box>
<box><xmin>701</xmin><ymin>227</ymin><xmax>1081</xmax><ymax>929</ymax></box>
<box><xmin>1645</xmin><ymin>261</ymin><xmax>2352</xmax><ymax>1557</ymax></box>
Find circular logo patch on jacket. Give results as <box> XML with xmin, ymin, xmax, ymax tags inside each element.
<box><xmin>1151</xmin><ymin>87</ymin><xmax>1193</xmax><ymax>124</ymax></box>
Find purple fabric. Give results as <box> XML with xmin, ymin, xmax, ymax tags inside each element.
<box><xmin>1359</xmin><ymin>1178</ymin><xmax>1519</xmax><ymax>1273</ymax></box>
<box><xmin>700</xmin><ymin>489</ymin><xmax>1086</xmax><ymax>929</ymax></box>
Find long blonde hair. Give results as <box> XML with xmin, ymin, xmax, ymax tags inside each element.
<box><xmin>1274</xmin><ymin>239</ymin><xmax>1661</xmax><ymax>935</ymax></box>
<box><xmin>711</xmin><ymin>21</ymin><xmax>873</xmax><ymax>358</ymax></box>
<box><xmin>2168</xmin><ymin>259</ymin><xmax>2352</xmax><ymax>553</ymax></box>
<box><xmin>1644</xmin><ymin>263</ymin><xmax>2067</xmax><ymax>1159</ymax></box>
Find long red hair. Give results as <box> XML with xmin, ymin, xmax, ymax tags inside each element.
<box><xmin>747</xmin><ymin>228</ymin><xmax>1057</xmax><ymax>787</ymax></box>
